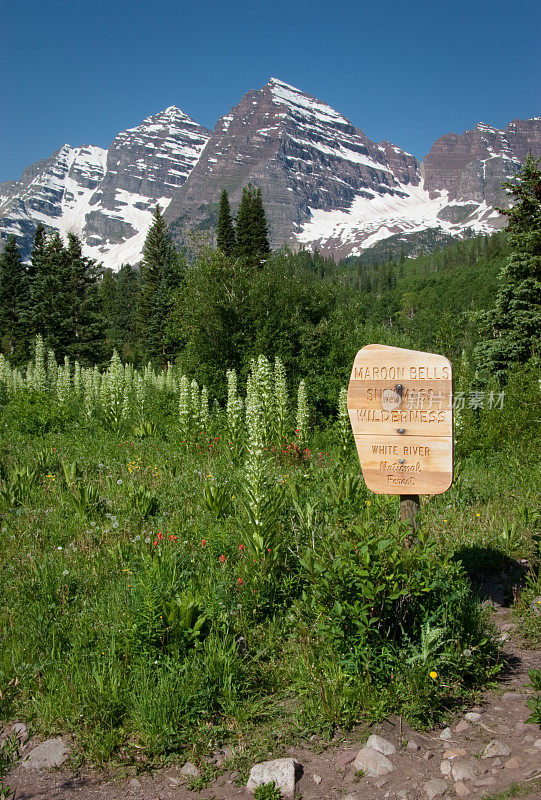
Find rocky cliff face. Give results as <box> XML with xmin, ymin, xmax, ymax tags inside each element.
<box><xmin>1</xmin><ymin>79</ymin><xmax>539</xmax><ymax>268</ymax></box>
<box><xmin>0</xmin><ymin>107</ymin><xmax>210</xmax><ymax>265</ymax></box>
<box><xmin>166</xmin><ymin>78</ymin><xmax>421</xmax><ymax>253</ymax></box>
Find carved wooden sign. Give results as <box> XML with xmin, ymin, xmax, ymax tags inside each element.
<box><xmin>347</xmin><ymin>344</ymin><xmax>453</xmax><ymax>495</ymax></box>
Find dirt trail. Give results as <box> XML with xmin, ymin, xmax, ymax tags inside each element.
<box><xmin>7</xmin><ymin>604</ymin><xmax>541</xmax><ymax>800</ymax></box>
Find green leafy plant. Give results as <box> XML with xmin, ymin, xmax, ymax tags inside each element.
<box><xmin>203</xmin><ymin>483</ymin><xmax>228</xmax><ymax>518</ymax></box>
<box><xmin>130</xmin><ymin>485</ymin><xmax>159</xmax><ymax>518</ymax></box>
<box><xmin>253</xmin><ymin>781</ymin><xmax>282</xmax><ymax>800</ymax></box>
<box><xmin>526</xmin><ymin>668</ymin><xmax>541</xmax><ymax>727</ymax></box>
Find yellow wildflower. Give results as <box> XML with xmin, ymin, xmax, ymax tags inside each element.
<box><xmin>430</xmin><ymin>671</ymin><xmax>438</xmax><ymax>680</ymax></box>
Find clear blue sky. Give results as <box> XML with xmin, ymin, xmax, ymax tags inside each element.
<box><xmin>1</xmin><ymin>0</ymin><xmax>539</xmax><ymax>182</ymax></box>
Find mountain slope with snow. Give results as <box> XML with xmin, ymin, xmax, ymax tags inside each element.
<box><xmin>0</xmin><ymin>107</ymin><xmax>211</xmax><ymax>267</ymax></box>
<box><xmin>1</xmin><ymin>80</ymin><xmax>539</xmax><ymax>268</ymax></box>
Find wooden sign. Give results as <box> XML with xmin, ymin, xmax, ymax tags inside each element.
<box><xmin>347</xmin><ymin>344</ymin><xmax>453</xmax><ymax>495</ymax></box>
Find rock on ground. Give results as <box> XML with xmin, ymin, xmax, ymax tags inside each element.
<box><xmin>482</xmin><ymin>740</ymin><xmax>511</xmax><ymax>758</ymax></box>
<box><xmin>22</xmin><ymin>738</ymin><xmax>70</xmax><ymax>769</ymax></box>
<box><xmin>423</xmin><ymin>777</ymin><xmax>448</xmax><ymax>798</ymax></box>
<box><xmin>365</xmin><ymin>734</ymin><xmax>396</xmax><ymax>756</ymax></box>
<box><xmin>353</xmin><ymin>746</ymin><xmax>394</xmax><ymax>777</ymax></box>
<box><xmin>246</xmin><ymin>758</ymin><xmax>300</xmax><ymax>799</ymax></box>
<box><xmin>180</xmin><ymin>761</ymin><xmax>199</xmax><ymax>777</ymax></box>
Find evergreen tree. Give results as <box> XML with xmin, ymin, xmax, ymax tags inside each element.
<box><xmin>235</xmin><ymin>185</ymin><xmax>254</xmax><ymax>261</ymax></box>
<box><xmin>138</xmin><ymin>205</ymin><xmax>182</xmax><ymax>365</ymax></box>
<box><xmin>234</xmin><ymin>184</ymin><xmax>271</xmax><ymax>265</ymax></box>
<box><xmin>64</xmin><ymin>233</ymin><xmax>105</xmax><ymax>364</ymax></box>
<box><xmin>475</xmin><ymin>154</ymin><xmax>541</xmax><ymax>378</ymax></box>
<box><xmin>216</xmin><ymin>189</ymin><xmax>236</xmax><ymax>255</ymax></box>
<box><xmin>30</xmin><ymin>231</ymin><xmax>72</xmax><ymax>352</ymax></box>
<box><xmin>251</xmin><ymin>187</ymin><xmax>271</xmax><ymax>259</ymax></box>
<box><xmin>0</xmin><ymin>236</ymin><xmax>30</xmax><ymax>361</ymax></box>
<box><xmin>101</xmin><ymin>264</ymin><xmax>140</xmax><ymax>360</ymax></box>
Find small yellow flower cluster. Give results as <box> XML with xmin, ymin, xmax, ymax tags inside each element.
<box><xmin>429</xmin><ymin>670</ymin><xmax>438</xmax><ymax>680</ymax></box>
<box><xmin>127</xmin><ymin>457</ymin><xmax>143</xmax><ymax>474</ymax></box>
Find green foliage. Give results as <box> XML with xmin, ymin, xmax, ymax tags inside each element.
<box><xmin>475</xmin><ymin>154</ymin><xmax>541</xmax><ymax>379</ymax></box>
<box><xmin>253</xmin><ymin>781</ymin><xmax>282</xmax><ymax>800</ymax></box>
<box><xmin>526</xmin><ymin>668</ymin><xmax>541</xmax><ymax>727</ymax></box>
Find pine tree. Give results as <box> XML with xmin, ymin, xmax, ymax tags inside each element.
<box><xmin>216</xmin><ymin>189</ymin><xmax>236</xmax><ymax>255</ymax></box>
<box><xmin>234</xmin><ymin>184</ymin><xmax>271</xmax><ymax>265</ymax></box>
<box><xmin>137</xmin><ymin>205</ymin><xmax>181</xmax><ymax>365</ymax></box>
<box><xmin>64</xmin><ymin>233</ymin><xmax>105</xmax><ymax>364</ymax></box>
<box><xmin>475</xmin><ymin>154</ymin><xmax>541</xmax><ymax>379</ymax></box>
<box><xmin>235</xmin><ymin>185</ymin><xmax>254</xmax><ymax>261</ymax></box>
<box><xmin>250</xmin><ymin>187</ymin><xmax>271</xmax><ymax>260</ymax></box>
<box><xmin>0</xmin><ymin>235</ymin><xmax>30</xmax><ymax>361</ymax></box>
<box><xmin>30</xmin><ymin>231</ymin><xmax>71</xmax><ymax>352</ymax></box>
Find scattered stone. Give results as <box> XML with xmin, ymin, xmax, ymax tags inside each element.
<box><xmin>246</xmin><ymin>758</ymin><xmax>299</xmax><ymax>799</ymax></box>
<box><xmin>497</xmin><ymin>724</ymin><xmax>511</xmax><ymax>733</ymax></box>
<box><xmin>11</xmin><ymin>723</ymin><xmax>29</xmax><ymax>747</ymax></box>
<box><xmin>455</xmin><ymin>783</ymin><xmax>471</xmax><ymax>798</ymax></box>
<box><xmin>439</xmin><ymin>727</ymin><xmax>452</xmax><ymax>740</ymax></box>
<box><xmin>453</xmin><ymin>721</ymin><xmax>470</xmax><ymax>734</ymax></box>
<box><xmin>343</xmin><ymin>794</ymin><xmax>360</xmax><ymax>800</ymax></box>
<box><xmin>396</xmin><ymin>791</ymin><xmax>409</xmax><ymax>799</ymax></box>
<box><xmin>129</xmin><ymin>778</ymin><xmax>142</xmax><ymax>790</ymax></box>
<box><xmin>22</xmin><ymin>738</ymin><xmax>70</xmax><ymax>769</ymax></box>
<box><xmin>500</xmin><ymin>623</ymin><xmax>513</xmax><ymax>632</ymax></box>
<box><xmin>515</xmin><ymin>721</ymin><xmax>536</xmax><ymax>735</ymax></box>
<box><xmin>423</xmin><ymin>777</ymin><xmax>448</xmax><ymax>798</ymax></box>
<box><xmin>423</xmin><ymin>751</ymin><xmax>434</xmax><ymax>761</ymax></box>
<box><xmin>443</xmin><ymin>748</ymin><xmax>467</xmax><ymax>760</ymax></box>
<box><xmin>407</xmin><ymin>740</ymin><xmax>420</xmax><ymax>751</ymax></box>
<box><xmin>504</xmin><ymin>756</ymin><xmax>524</xmax><ymax>769</ymax></box>
<box><xmin>180</xmin><ymin>761</ymin><xmax>199</xmax><ymax>777</ymax></box>
<box><xmin>498</xmin><ymin>632</ymin><xmax>510</xmax><ymax>642</ymax></box>
<box><xmin>374</xmin><ymin>778</ymin><xmax>389</xmax><ymax>788</ymax></box>
<box><xmin>353</xmin><ymin>747</ymin><xmax>394</xmax><ymax>778</ymax></box>
<box><xmin>312</xmin><ymin>773</ymin><xmax>322</xmax><ymax>786</ymax></box>
<box><xmin>365</xmin><ymin>735</ymin><xmax>396</xmax><ymax>756</ymax></box>
<box><xmin>524</xmin><ymin>735</ymin><xmax>535</xmax><ymax>743</ymax></box>
<box><xmin>464</xmin><ymin>713</ymin><xmax>482</xmax><ymax>724</ymax></box>
<box><xmin>440</xmin><ymin>760</ymin><xmax>451</xmax><ymax>775</ymax></box>
<box><xmin>491</xmin><ymin>758</ymin><xmax>501</xmax><ymax>767</ymax></box>
<box><xmin>534</xmin><ymin>738</ymin><xmax>541</xmax><ymax>749</ymax></box>
<box><xmin>168</xmin><ymin>777</ymin><xmax>180</xmax><ymax>786</ymax></box>
<box><xmin>451</xmin><ymin>762</ymin><xmax>476</xmax><ymax>782</ymax></box>
<box><xmin>502</xmin><ymin>692</ymin><xmax>522</xmax><ymax>702</ymax></box>
<box><xmin>336</xmin><ymin>750</ymin><xmax>358</xmax><ymax>768</ymax></box>
<box><xmin>481</xmin><ymin>740</ymin><xmax>511</xmax><ymax>758</ymax></box>
<box><xmin>475</xmin><ymin>776</ymin><xmax>497</xmax><ymax>787</ymax></box>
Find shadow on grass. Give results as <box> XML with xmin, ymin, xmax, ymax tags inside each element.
<box><xmin>453</xmin><ymin>546</ymin><xmax>530</xmax><ymax>607</ymax></box>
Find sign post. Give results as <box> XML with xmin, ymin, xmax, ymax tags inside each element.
<box><xmin>347</xmin><ymin>344</ymin><xmax>453</xmax><ymax>532</ymax></box>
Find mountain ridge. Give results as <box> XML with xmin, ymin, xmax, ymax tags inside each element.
<box><xmin>1</xmin><ymin>79</ymin><xmax>539</xmax><ymax>268</ymax></box>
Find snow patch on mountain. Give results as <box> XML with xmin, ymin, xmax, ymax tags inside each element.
<box><xmin>296</xmin><ymin>180</ymin><xmax>501</xmax><ymax>256</ymax></box>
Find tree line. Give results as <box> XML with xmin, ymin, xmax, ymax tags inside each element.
<box><xmin>0</xmin><ymin>157</ymin><xmax>539</xmax><ymax>406</ymax></box>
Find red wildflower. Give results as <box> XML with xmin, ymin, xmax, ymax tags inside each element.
<box><xmin>201</xmin><ymin>539</ymin><xmax>207</xmax><ymax>546</ymax></box>
<box><xmin>237</xmin><ymin>578</ymin><xmax>244</xmax><ymax>585</ymax></box>
<box><xmin>238</xmin><ymin>544</ymin><xmax>245</xmax><ymax>550</ymax></box>
<box><xmin>153</xmin><ymin>540</ymin><xmax>158</xmax><ymax>546</ymax></box>
<box><xmin>157</xmin><ymin>531</ymin><xmax>164</xmax><ymax>540</ymax></box>
<box><xmin>219</xmin><ymin>554</ymin><xmax>226</xmax><ymax>563</ymax></box>
<box><xmin>169</xmin><ymin>535</ymin><xmax>178</xmax><ymax>542</ymax></box>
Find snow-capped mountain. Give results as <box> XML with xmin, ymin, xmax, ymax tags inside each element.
<box><xmin>0</xmin><ymin>107</ymin><xmax>211</xmax><ymax>267</ymax></box>
<box><xmin>1</xmin><ymin>78</ymin><xmax>539</xmax><ymax>267</ymax></box>
<box><xmin>167</xmin><ymin>79</ymin><xmax>540</xmax><ymax>259</ymax></box>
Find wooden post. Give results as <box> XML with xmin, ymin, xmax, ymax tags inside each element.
<box><xmin>400</xmin><ymin>494</ymin><xmax>420</xmax><ymax>532</ymax></box>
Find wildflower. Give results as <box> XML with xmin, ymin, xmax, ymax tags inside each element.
<box><xmin>237</xmin><ymin>578</ymin><xmax>244</xmax><ymax>585</ymax></box>
<box><xmin>157</xmin><ymin>531</ymin><xmax>164</xmax><ymax>540</ymax></box>
<box><xmin>239</xmin><ymin>544</ymin><xmax>245</xmax><ymax>550</ymax></box>
<box><xmin>429</xmin><ymin>671</ymin><xmax>438</xmax><ymax>680</ymax></box>
<box><xmin>169</xmin><ymin>535</ymin><xmax>178</xmax><ymax>542</ymax></box>
<box><xmin>153</xmin><ymin>540</ymin><xmax>158</xmax><ymax>546</ymax></box>
<box><xmin>117</xmin><ymin>479</ymin><xmax>122</xmax><ymax>485</ymax></box>
<box><xmin>62</xmin><ymin>570</ymin><xmax>69</xmax><ymax>576</ymax></box>
<box><xmin>443</xmin><ymin>519</ymin><xmax>447</xmax><ymax>523</ymax></box>
<box><xmin>366</xmin><ymin>500</ymin><xmax>371</xmax><ymax>506</ymax></box>
<box><xmin>476</xmin><ymin>513</ymin><xmax>481</xmax><ymax>517</ymax></box>
<box><xmin>201</xmin><ymin>539</ymin><xmax>207</xmax><ymax>546</ymax></box>
<box><xmin>219</xmin><ymin>554</ymin><xmax>226</xmax><ymax>563</ymax></box>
